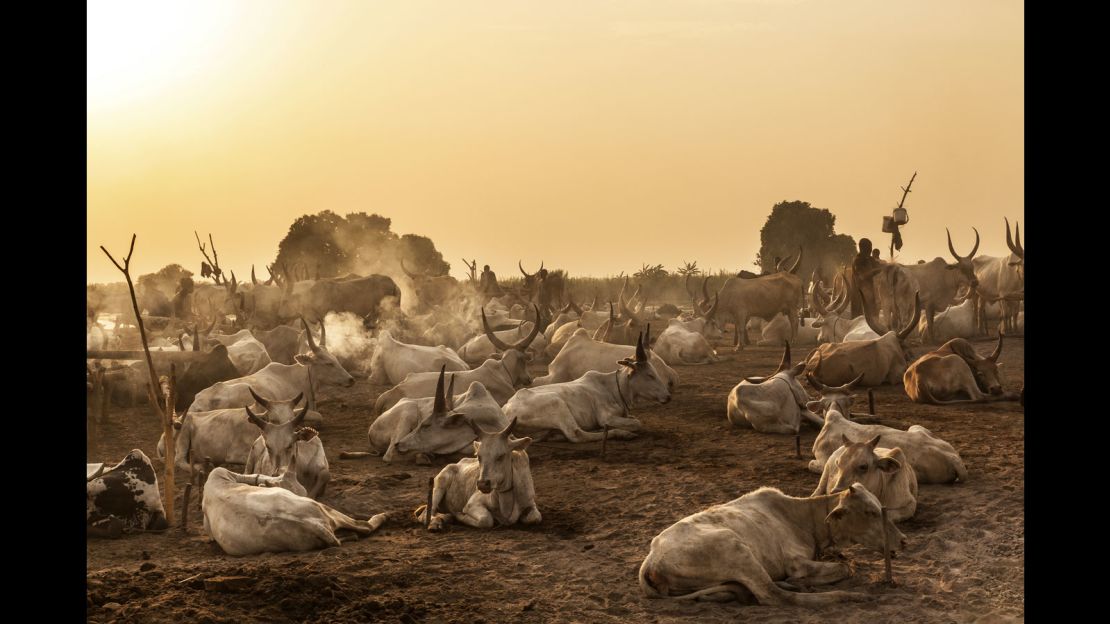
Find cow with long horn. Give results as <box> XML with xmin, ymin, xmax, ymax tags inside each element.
<box><xmin>810</xmin><ymin>277</ymin><xmax>876</xmax><ymax>344</ymax></box>
<box><xmin>726</xmin><ymin>342</ymin><xmax>818</xmax><ymax>433</ymax></box>
<box><xmin>881</xmin><ymin>228</ymin><xmax>980</xmax><ymax>344</ymax></box>
<box><xmin>414</xmin><ymin>413</ymin><xmax>541</xmax><ymax>531</ymax></box>
<box><xmin>972</xmin><ymin>218</ymin><xmax>1025</xmax><ymax>334</ymax></box>
<box><xmin>903</xmin><ymin>332</ymin><xmax>1019</xmax><ymax>404</ymax></box>
<box><xmin>456</xmin><ymin>304</ymin><xmax>549</xmax><ymax>365</ymax></box>
<box><xmin>505</xmin><ymin>330</ymin><xmax>670</xmax><ymax>443</ymax></box>
<box><xmin>713</xmin><ymin>247</ymin><xmax>805</xmax><ymax>350</ymax></box>
<box><xmin>803</xmin><ymin>290</ymin><xmax>923</xmax><ymax>386</ymax></box>
<box><xmin>535</xmin><ymin>324</ymin><xmax>679</xmax><ymax>389</ymax></box>
<box><xmin>654</xmin><ymin>294</ymin><xmax>722</xmax><ymax>364</ymax></box>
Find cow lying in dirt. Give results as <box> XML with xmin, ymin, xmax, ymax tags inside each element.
<box><xmin>807</xmin><ymin>375</ymin><xmax>968</xmax><ymax>484</ymax></box>
<box><xmin>243</xmin><ymin>389</ymin><xmax>330</xmax><ymax>499</ymax></box>
<box><xmin>369</xmin><ymin>370</ymin><xmax>507</xmax><ymax>463</ymax></box>
<box><xmin>414</xmin><ymin>415</ymin><xmax>541</xmax><ymax>531</ymax></box>
<box><xmin>203</xmin><ymin>465</ymin><xmax>387</xmax><ymax>556</ymax></box>
<box><xmin>811</xmin><ymin>435</ymin><xmax>918</xmax><ymax>522</ymax></box>
<box><xmin>727</xmin><ymin>343</ymin><xmax>820</xmax><ymax>434</ymax></box>
<box><xmin>638</xmin><ymin>484</ymin><xmax>905</xmax><ymax>604</ymax></box>
<box><xmin>87</xmin><ymin>450</ymin><xmax>168</xmax><ymax>537</ymax></box>
<box><xmin>903</xmin><ymin>333</ymin><xmax>1019</xmax><ymax>404</ymax></box>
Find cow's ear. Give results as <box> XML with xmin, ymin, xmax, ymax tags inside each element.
<box><xmin>294</xmin><ymin>353</ymin><xmax>315</xmax><ymax>365</ymax></box>
<box><xmin>442</xmin><ymin>413</ymin><xmax>468</xmax><ymax>427</ymax></box>
<box><xmin>867</xmin><ymin>435</ymin><xmax>882</xmax><ymax>449</ymax></box>
<box><xmin>825</xmin><ymin>506</ymin><xmax>848</xmax><ymax>523</ymax></box>
<box><xmin>509</xmin><ymin>436</ymin><xmax>532</xmax><ymax>452</ymax></box>
<box><xmin>490</xmin><ymin>352</ymin><xmax>503</xmax><ymax>361</ymax></box>
<box><xmin>296</xmin><ymin>426</ymin><xmax>319</xmax><ymax>441</ymax></box>
<box><xmin>877</xmin><ymin>456</ymin><xmax>901</xmax><ymax>473</ymax></box>
<box><xmin>172</xmin><ymin>419</ymin><xmax>183</xmax><ymax>430</ymax></box>
<box><xmin>525</xmin><ymin>352</ymin><xmax>534</xmax><ymax>362</ymax></box>
<box><xmin>472</xmin><ymin>440</ymin><xmax>482</xmax><ymax>455</ymax></box>
<box><xmin>806</xmin><ymin>400</ymin><xmax>823</xmax><ymax>414</ymax></box>
<box><xmin>617</xmin><ymin>358</ymin><xmax>636</xmax><ymax>369</ymax></box>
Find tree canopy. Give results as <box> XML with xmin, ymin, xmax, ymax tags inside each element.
<box><xmin>756</xmin><ymin>200</ymin><xmax>856</xmax><ymax>284</ymax></box>
<box><xmin>273</xmin><ymin>211</ymin><xmax>449</xmax><ymax>279</ymax></box>
<box><xmin>137</xmin><ymin>263</ymin><xmax>194</xmax><ymax>297</ymax></box>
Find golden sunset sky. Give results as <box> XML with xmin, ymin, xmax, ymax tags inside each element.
<box><xmin>87</xmin><ymin>0</ymin><xmax>1022</xmax><ymax>284</ymax></box>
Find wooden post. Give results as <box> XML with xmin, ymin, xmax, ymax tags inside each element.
<box><xmin>160</xmin><ymin>364</ymin><xmax>177</xmax><ymax>527</ymax></box>
<box><xmin>181</xmin><ymin>483</ymin><xmax>192</xmax><ymax>532</ymax></box>
<box><xmin>424</xmin><ymin>477</ymin><xmax>435</xmax><ymax>530</ymax></box>
<box><xmin>200</xmin><ymin>457</ymin><xmax>213</xmax><ymax>510</ymax></box>
<box><xmin>795</xmin><ymin>434</ymin><xmax>801</xmax><ymax>459</ymax></box>
<box><xmin>880</xmin><ymin>507</ymin><xmax>894</xmax><ymax>586</ymax></box>
<box><xmin>868</xmin><ymin>389</ymin><xmax>876</xmax><ymax>415</ymax></box>
<box><xmin>601</xmin><ymin>425</ymin><xmax>609</xmax><ymax>459</ymax></box>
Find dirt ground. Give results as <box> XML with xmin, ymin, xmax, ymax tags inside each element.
<box><xmin>86</xmin><ymin>333</ymin><xmax>1024</xmax><ymax>623</ymax></box>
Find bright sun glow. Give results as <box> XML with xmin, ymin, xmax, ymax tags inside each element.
<box><xmin>87</xmin><ymin>0</ymin><xmax>235</xmax><ymax>109</ymax></box>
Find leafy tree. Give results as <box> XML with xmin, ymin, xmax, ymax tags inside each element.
<box><xmin>755</xmin><ymin>201</ymin><xmax>856</xmax><ymax>285</ymax></box>
<box><xmin>675</xmin><ymin>261</ymin><xmax>701</xmax><ymax>277</ymax></box>
<box><xmin>634</xmin><ymin>263</ymin><xmax>668</xmax><ymax>279</ymax></box>
<box><xmin>137</xmin><ymin>263</ymin><xmax>194</xmax><ymax>298</ymax></box>
<box><xmin>273</xmin><ymin>211</ymin><xmax>450</xmax><ymax>279</ymax></box>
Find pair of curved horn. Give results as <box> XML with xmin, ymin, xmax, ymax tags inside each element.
<box><xmin>519</xmin><ymin>260</ymin><xmax>543</xmax><ymax>279</ymax></box>
<box><xmin>431</xmin><ymin>365</ymin><xmax>459</xmax><ymax>414</ymax></box>
<box><xmin>859</xmin><ymin>287</ymin><xmax>921</xmax><ymax>340</ymax></box>
<box><xmin>777</xmin><ymin>247</ymin><xmax>804</xmax><ymax>275</ymax></box>
<box><xmin>471</xmin><ymin>414</ymin><xmax>518</xmax><ymax>439</ymax></box>
<box><xmin>947</xmin><ymin>228</ymin><xmax>981</xmax><ymax>262</ymax></box>
<box><xmin>807</xmin><ymin>369</ymin><xmax>865</xmax><ymax>395</ymax></box>
<box><xmin>1005</xmin><ymin>218</ymin><xmax>1024</xmax><ymax>259</ymax></box>
<box><xmin>481</xmin><ymin>304</ymin><xmax>541</xmax><ymax>352</ymax></box>
<box><xmin>248</xmin><ymin>387</ymin><xmax>305</xmax><ymax>414</ymax></box>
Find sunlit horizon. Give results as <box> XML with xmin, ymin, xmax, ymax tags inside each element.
<box><xmin>88</xmin><ymin>0</ymin><xmax>1022</xmax><ymax>285</ymax></box>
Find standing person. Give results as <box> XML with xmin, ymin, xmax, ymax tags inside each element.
<box><xmin>479</xmin><ymin>264</ymin><xmax>501</xmax><ymax>298</ymax></box>
<box><xmin>850</xmin><ymin>238</ymin><xmax>884</xmax><ymax>318</ymax></box>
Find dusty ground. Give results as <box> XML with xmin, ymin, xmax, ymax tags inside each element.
<box><xmin>87</xmin><ymin>333</ymin><xmax>1024</xmax><ymax>623</ymax></box>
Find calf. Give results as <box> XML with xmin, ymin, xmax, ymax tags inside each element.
<box><xmin>243</xmin><ymin>389</ymin><xmax>330</xmax><ymax>499</ymax></box>
<box><xmin>812</xmin><ymin>435</ymin><xmax>918</xmax><ymax>522</ymax></box>
<box><xmin>505</xmin><ymin>332</ymin><xmax>670</xmax><ymax>443</ymax></box>
<box><xmin>638</xmin><ymin>484</ymin><xmax>905</xmax><ymax>604</ymax></box>
<box><xmin>87</xmin><ymin>450</ymin><xmax>168</xmax><ymax>535</ymax></box>
<box><xmin>203</xmin><ymin>465</ymin><xmax>387</xmax><ymax>556</ymax></box>
<box><xmin>726</xmin><ymin>343</ymin><xmax>820</xmax><ymax>434</ymax></box>
<box><xmin>904</xmin><ymin>333</ymin><xmax>1018</xmax><ymax>404</ymax></box>
<box><xmin>369</xmin><ymin>371</ymin><xmax>506</xmax><ymax>462</ymax></box>
<box><xmin>413</xmin><ymin>415</ymin><xmax>540</xmax><ymax>531</ymax></box>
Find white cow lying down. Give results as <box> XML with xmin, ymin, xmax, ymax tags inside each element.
<box><xmin>638</xmin><ymin>484</ymin><xmax>906</xmax><ymax>605</ymax></box>
<box><xmin>203</xmin><ymin>466</ymin><xmax>387</xmax><ymax>556</ymax></box>
<box><xmin>652</xmin><ymin>318</ymin><xmax>719</xmax><ymax>365</ymax></box>
<box><xmin>806</xmin><ymin>376</ymin><xmax>968</xmax><ymax>484</ymax></box>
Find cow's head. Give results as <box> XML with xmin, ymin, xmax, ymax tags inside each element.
<box><xmin>619</xmin><ymin>327</ymin><xmax>672</xmax><ymax>405</ymax></box>
<box><xmin>743</xmin><ymin>342</ymin><xmax>808</xmax><ymax>408</ymax></box>
<box><xmin>472</xmin><ymin>415</ymin><xmax>531</xmax><ymax>495</ymax></box>
<box><xmin>692</xmin><ymin>288</ymin><xmax>724</xmax><ymax>340</ymax></box>
<box><xmin>245</xmin><ymin>388</ymin><xmax>314</xmax><ymax>475</ymax></box>
<box><xmin>825</xmin><ymin>483</ymin><xmax>906</xmax><ymax>557</ymax></box>
<box><xmin>806</xmin><ymin>370</ymin><xmax>864</xmax><ymax>419</ymax></box>
<box><xmin>496</xmin><ymin>349</ymin><xmax>532</xmax><ymax>387</ymax></box>
<box><xmin>827</xmin><ymin>434</ymin><xmax>904</xmax><ymax>497</ymax></box>
<box><xmin>948</xmin><ymin>333</ymin><xmax>1005</xmax><ymax>395</ymax></box>
<box><xmin>294</xmin><ymin>317</ymin><xmax>355</xmax><ymax>387</ymax></box>
<box><xmin>945</xmin><ymin>228</ymin><xmax>981</xmax><ymax>288</ymax></box>
<box><xmin>396</xmin><ymin>370</ymin><xmax>481</xmax><ymax>456</ymax></box>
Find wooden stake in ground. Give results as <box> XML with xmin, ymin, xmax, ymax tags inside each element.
<box><xmin>101</xmin><ymin>234</ymin><xmax>175</xmax><ymax>527</ymax></box>
<box><xmin>160</xmin><ymin>364</ymin><xmax>177</xmax><ymax>528</ymax></box>
<box><xmin>880</xmin><ymin>506</ymin><xmax>895</xmax><ymax>586</ymax></box>
<box><xmin>424</xmin><ymin>477</ymin><xmax>435</xmax><ymax>530</ymax></box>
<box><xmin>601</xmin><ymin>425</ymin><xmax>610</xmax><ymax>459</ymax></box>
<box><xmin>181</xmin><ymin>483</ymin><xmax>192</xmax><ymax>532</ymax></box>
<box><xmin>795</xmin><ymin>433</ymin><xmax>802</xmax><ymax>459</ymax></box>
<box><xmin>868</xmin><ymin>389</ymin><xmax>876</xmax><ymax>415</ymax></box>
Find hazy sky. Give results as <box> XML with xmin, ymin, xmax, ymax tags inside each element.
<box><xmin>87</xmin><ymin>0</ymin><xmax>1023</xmax><ymax>284</ymax></box>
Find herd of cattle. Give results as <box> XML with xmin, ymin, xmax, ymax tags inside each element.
<box><xmin>87</xmin><ymin>222</ymin><xmax>1023</xmax><ymax>607</ymax></box>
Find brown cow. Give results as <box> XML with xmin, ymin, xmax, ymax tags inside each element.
<box><xmin>903</xmin><ymin>333</ymin><xmax>1019</xmax><ymax>404</ymax></box>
